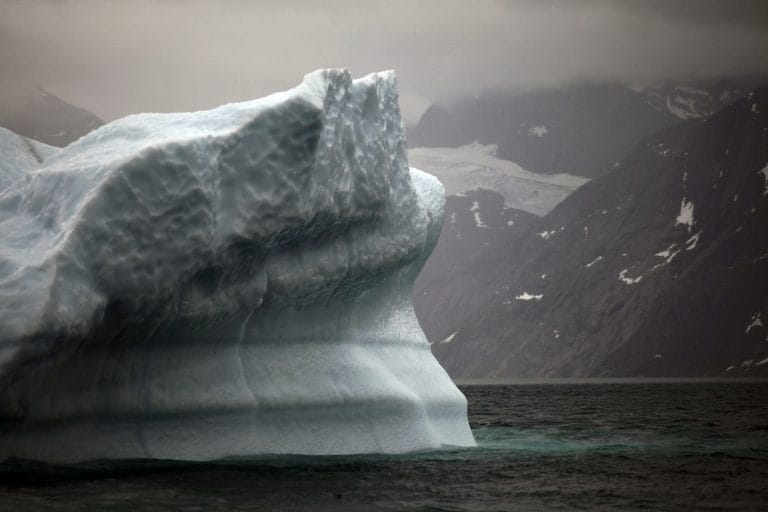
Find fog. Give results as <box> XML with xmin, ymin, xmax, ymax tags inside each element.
<box><xmin>1</xmin><ymin>0</ymin><xmax>767</xmax><ymax>124</ymax></box>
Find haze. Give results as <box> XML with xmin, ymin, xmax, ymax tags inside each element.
<box><xmin>1</xmin><ymin>0</ymin><xmax>767</xmax><ymax>124</ymax></box>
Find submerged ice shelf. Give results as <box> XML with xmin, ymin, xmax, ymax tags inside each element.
<box><xmin>0</xmin><ymin>69</ymin><xmax>475</xmax><ymax>462</ymax></box>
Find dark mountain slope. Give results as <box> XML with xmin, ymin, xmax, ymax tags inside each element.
<box><xmin>415</xmin><ymin>189</ymin><xmax>538</xmax><ymax>345</ymax></box>
<box><xmin>415</xmin><ymin>88</ymin><xmax>768</xmax><ymax>378</ymax></box>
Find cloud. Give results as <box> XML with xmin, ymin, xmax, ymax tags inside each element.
<box><xmin>1</xmin><ymin>0</ymin><xmax>767</xmax><ymax>124</ymax></box>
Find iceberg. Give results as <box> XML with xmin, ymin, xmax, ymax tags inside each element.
<box><xmin>0</xmin><ymin>69</ymin><xmax>475</xmax><ymax>462</ymax></box>
<box><xmin>0</xmin><ymin>126</ymin><xmax>59</xmax><ymax>189</ymax></box>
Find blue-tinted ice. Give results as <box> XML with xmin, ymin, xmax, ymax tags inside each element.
<box><xmin>0</xmin><ymin>69</ymin><xmax>475</xmax><ymax>462</ymax></box>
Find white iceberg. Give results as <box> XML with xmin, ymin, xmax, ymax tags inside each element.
<box><xmin>0</xmin><ymin>126</ymin><xmax>59</xmax><ymax>189</ymax></box>
<box><xmin>0</xmin><ymin>69</ymin><xmax>474</xmax><ymax>462</ymax></box>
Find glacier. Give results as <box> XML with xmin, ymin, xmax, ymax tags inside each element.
<box><xmin>408</xmin><ymin>143</ymin><xmax>588</xmax><ymax>216</ymax></box>
<box><xmin>0</xmin><ymin>69</ymin><xmax>475</xmax><ymax>462</ymax></box>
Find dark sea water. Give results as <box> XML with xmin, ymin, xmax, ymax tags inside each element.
<box><xmin>2</xmin><ymin>381</ymin><xmax>767</xmax><ymax>511</ymax></box>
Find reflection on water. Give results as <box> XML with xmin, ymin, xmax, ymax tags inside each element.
<box><xmin>2</xmin><ymin>381</ymin><xmax>768</xmax><ymax>511</ymax></box>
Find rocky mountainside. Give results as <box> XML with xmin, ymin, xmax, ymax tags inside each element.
<box><xmin>0</xmin><ymin>86</ymin><xmax>103</xmax><ymax>147</ymax></box>
<box><xmin>410</xmin><ymin>77</ymin><xmax>765</xmax><ymax>179</ymax></box>
<box><xmin>414</xmin><ymin>87</ymin><xmax>768</xmax><ymax>378</ymax></box>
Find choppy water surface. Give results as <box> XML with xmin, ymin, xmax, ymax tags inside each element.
<box><xmin>2</xmin><ymin>381</ymin><xmax>767</xmax><ymax>511</ymax></box>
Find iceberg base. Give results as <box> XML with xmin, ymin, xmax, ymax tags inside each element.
<box><xmin>1</xmin><ymin>342</ymin><xmax>473</xmax><ymax>462</ymax></box>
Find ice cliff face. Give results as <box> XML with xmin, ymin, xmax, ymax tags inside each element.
<box><xmin>0</xmin><ymin>69</ymin><xmax>474</xmax><ymax>462</ymax></box>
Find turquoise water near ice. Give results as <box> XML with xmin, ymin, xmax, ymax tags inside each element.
<box><xmin>2</xmin><ymin>381</ymin><xmax>767</xmax><ymax>511</ymax></box>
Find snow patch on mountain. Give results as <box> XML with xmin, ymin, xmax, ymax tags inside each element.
<box><xmin>470</xmin><ymin>201</ymin><xmax>487</xmax><ymax>228</ymax></box>
<box><xmin>585</xmin><ymin>256</ymin><xmax>603</xmax><ymax>268</ymax></box>
<box><xmin>746</xmin><ymin>313</ymin><xmax>764</xmax><ymax>334</ymax></box>
<box><xmin>655</xmin><ymin>244</ymin><xmax>678</xmax><ymax>261</ymax></box>
<box><xmin>649</xmin><ymin>243</ymin><xmax>681</xmax><ymax>272</ymax></box>
<box><xmin>686</xmin><ymin>231</ymin><xmax>703</xmax><ymax>251</ymax></box>
<box><xmin>675</xmin><ymin>198</ymin><xmax>695</xmax><ymax>231</ymax></box>
<box><xmin>619</xmin><ymin>269</ymin><xmax>644</xmax><ymax>285</ymax></box>
<box><xmin>539</xmin><ymin>229</ymin><xmax>557</xmax><ymax>240</ymax></box>
<box><xmin>666</xmin><ymin>96</ymin><xmax>698</xmax><ymax>120</ymax></box>
<box><xmin>439</xmin><ymin>332</ymin><xmax>458</xmax><ymax>344</ymax></box>
<box><xmin>663</xmin><ymin>86</ymin><xmax>713</xmax><ymax>120</ymax></box>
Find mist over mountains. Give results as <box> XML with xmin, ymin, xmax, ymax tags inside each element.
<box><xmin>413</xmin><ymin>78</ymin><xmax>768</xmax><ymax>378</ymax></box>
<box><xmin>410</xmin><ymin>77</ymin><xmax>767</xmax><ymax>179</ymax></box>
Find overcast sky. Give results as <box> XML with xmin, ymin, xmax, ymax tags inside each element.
<box><xmin>1</xmin><ymin>0</ymin><xmax>768</xmax><ymax>124</ymax></box>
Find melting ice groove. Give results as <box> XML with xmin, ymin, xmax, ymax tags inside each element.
<box><xmin>0</xmin><ymin>69</ymin><xmax>475</xmax><ymax>462</ymax></box>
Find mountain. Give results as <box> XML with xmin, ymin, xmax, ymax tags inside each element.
<box><xmin>414</xmin><ymin>87</ymin><xmax>768</xmax><ymax>378</ymax></box>
<box><xmin>415</xmin><ymin>188</ymin><xmax>538</xmax><ymax>345</ymax></box>
<box><xmin>410</xmin><ymin>78</ymin><xmax>765</xmax><ymax>179</ymax></box>
<box><xmin>408</xmin><ymin>143</ymin><xmax>587</xmax><ymax>216</ymax></box>
<box><xmin>0</xmin><ymin>85</ymin><xmax>103</xmax><ymax>147</ymax></box>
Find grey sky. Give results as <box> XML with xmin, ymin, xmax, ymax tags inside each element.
<box><xmin>1</xmin><ymin>0</ymin><xmax>767</xmax><ymax>125</ymax></box>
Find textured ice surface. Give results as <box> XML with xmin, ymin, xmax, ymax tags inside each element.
<box><xmin>0</xmin><ymin>69</ymin><xmax>475</xmax><ymax>462</ymax></box>
<box><xmin>0</xmin><ymin>126</ymin><xmax>59</xmax><ymax>189</ymax></box>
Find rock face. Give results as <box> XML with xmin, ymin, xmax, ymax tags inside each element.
<box><xmin>415</xmin><ymin>88</ymin><xmax>768</xmax><ymax>378</ymax></box>
<box><xmin>0</xmin><ymin>69</ymin><xmax>474</xmax><ymax>462</ymax></box>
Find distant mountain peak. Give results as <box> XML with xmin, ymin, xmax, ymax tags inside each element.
<box><xmin>411</xmin><ymin>77</ymin><xmax>768</xmax><ymax>179</ymax></box>
<box><xmin>0</xmin><ymin>85</ymin><xmax>103</xmax><ymax>147</ymax></box>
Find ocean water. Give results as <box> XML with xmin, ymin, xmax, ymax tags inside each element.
<box><xmin>1</xmin><ymin>381</ymin><xmax>767</xmax><ymax>511</ymax></box>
